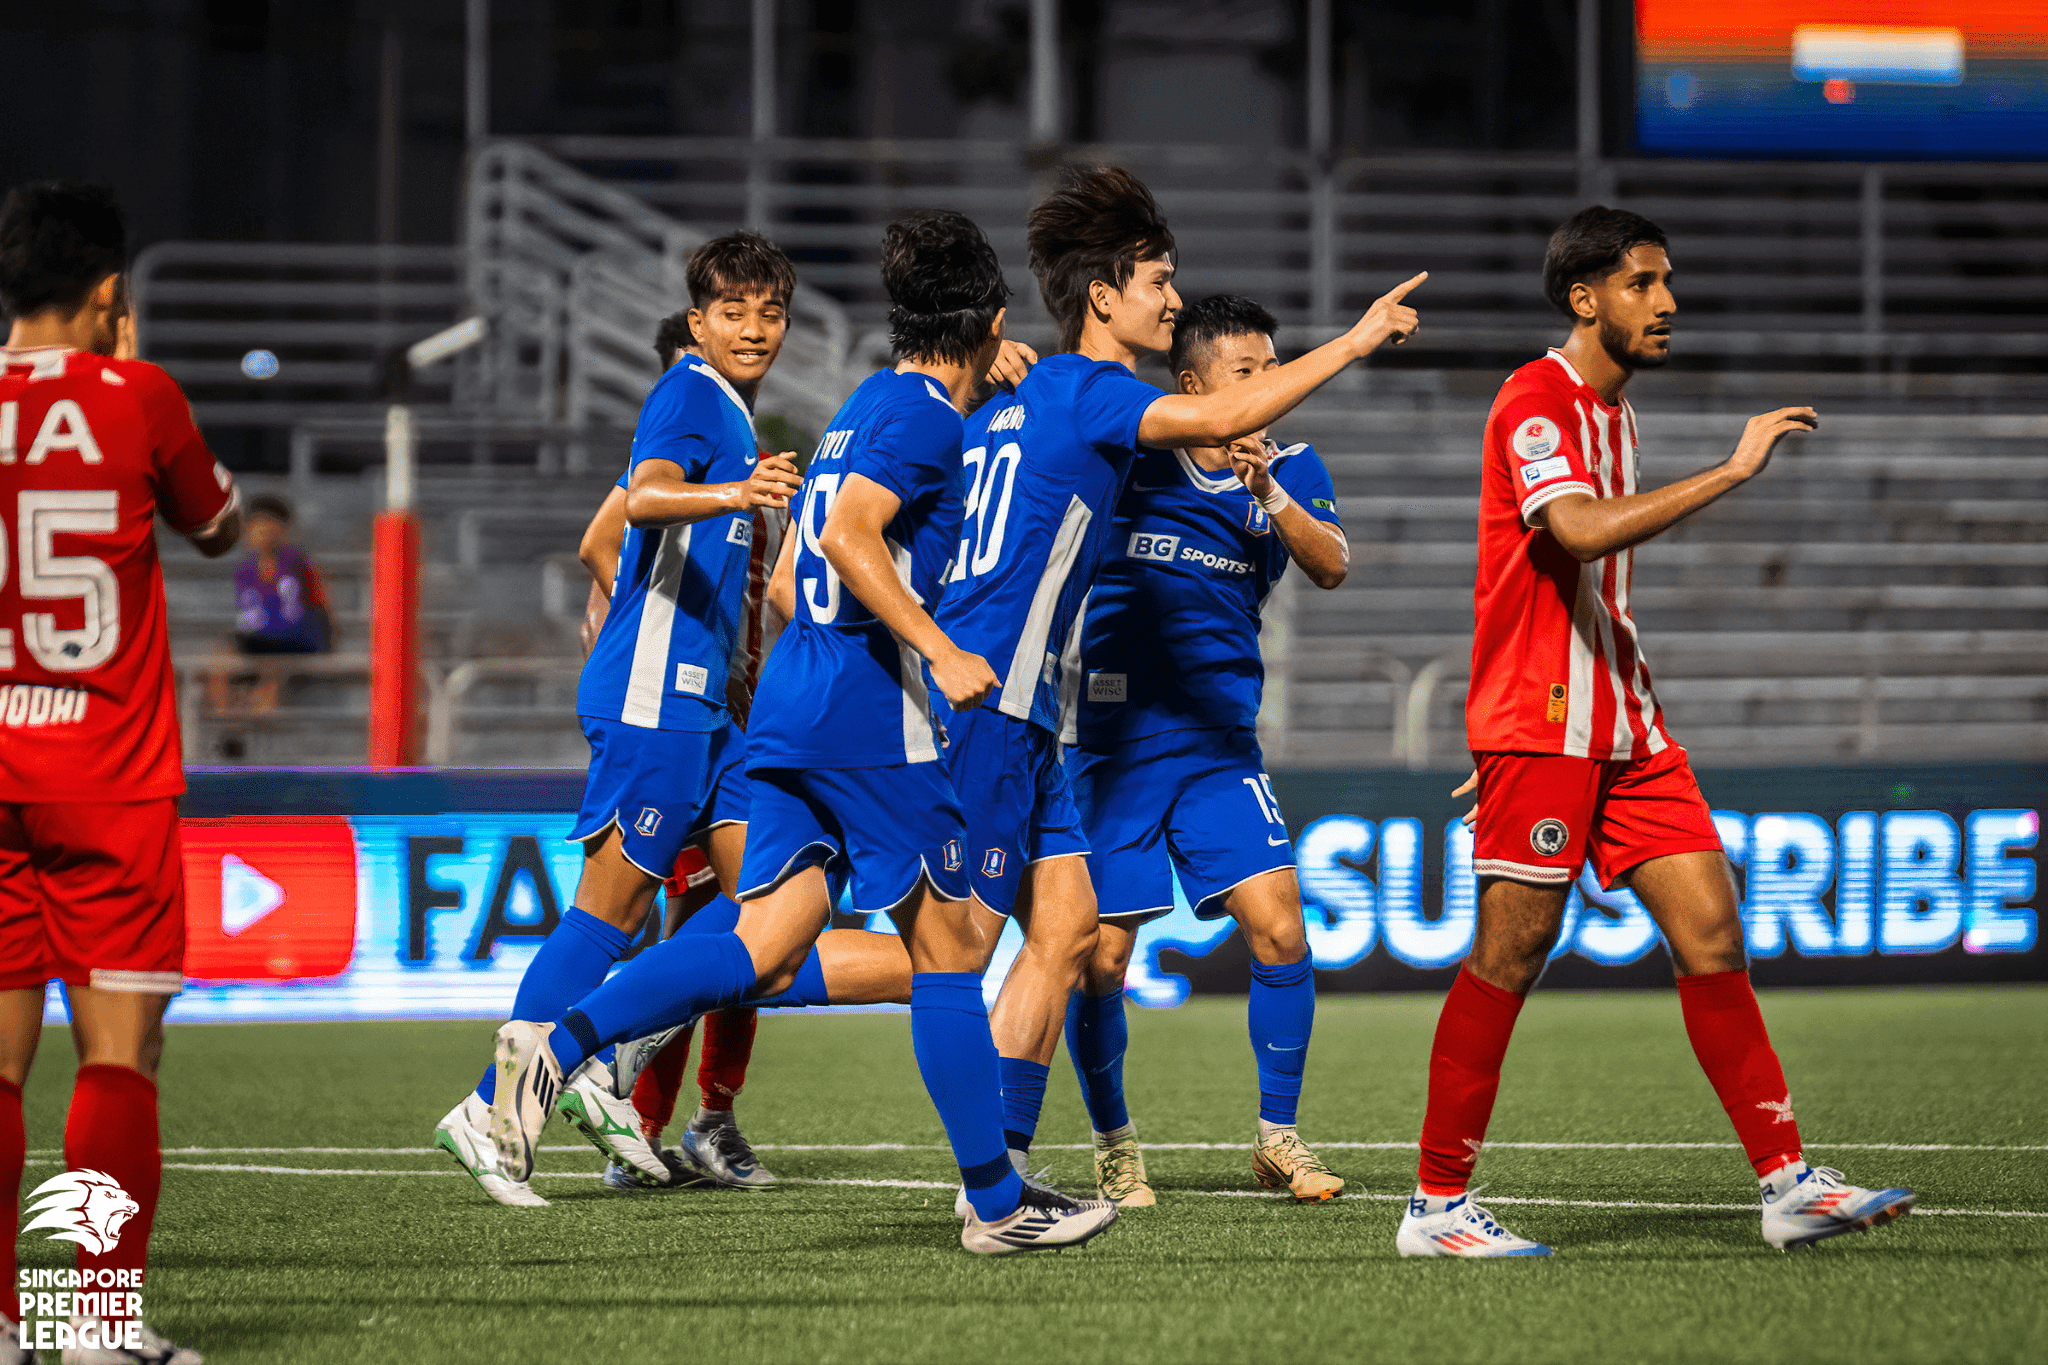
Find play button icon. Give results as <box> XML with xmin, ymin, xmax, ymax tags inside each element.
<box><xmin>220</xmin><ymin>855</ymin><xmax>287</xmax><ymax>935</ymax></box>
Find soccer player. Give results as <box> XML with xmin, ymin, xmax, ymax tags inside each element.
<box><xmin>1061</xmin><ymin>295</ymin><xmax>1349</xmax><ymax>1205</ymax></box>
<box><xmin>435</xmin><ymin>232</ymin><xmax>809</xmax><ymax>1205</ymax></box>
<box><xmin>0</xmin><ymin>181</ymin><xmax>239</xmax><ymax>1365</ymax></box>
<box><xmin>1397</xmin><ymin>206</ymin><xmax>1915</xmax><ymax>1257</ymax></box>
<box><xmin>943</xmin><ymin>165</ymin><xmax>1423</xmax><ymax>1176</ymax></box>
<box><xmin>490</xmin><ymin>209</ymin><xmax>1124</xmax><ymax>1254</ymax></box>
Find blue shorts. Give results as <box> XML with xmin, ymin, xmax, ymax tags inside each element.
<box><xmin>569</xmin><ymin>717</ymin><xmax>750</xmax><ymax>879</ymax></box>
<box><xmin>942</xmin><ymin>705</ymin><xmax>1089</xmax><ymax>918</ymax></box>
<box><xmin>737</xmin><ymin>763</ymin><xmax>970</xmax><ymax>912</ymax></box>
<box><xmin>1067</xmin><ymin>727</ymin><xmax>1294</xmax><ymax>922</ymax></box>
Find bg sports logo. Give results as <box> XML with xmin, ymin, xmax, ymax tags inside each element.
<box><xmin>1128</xmin><ymin>531</ymin><xmax>1179</xmax><ymax>562</ymax></box>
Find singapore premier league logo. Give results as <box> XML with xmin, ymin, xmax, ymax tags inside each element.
<box><xmin>22</xmin><ymin>1169</ymin><xmax>138</xmax><ymax>1256</ymax></box>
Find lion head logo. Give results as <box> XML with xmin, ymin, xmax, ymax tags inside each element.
<box><xmin>22</xmin><ymin>1170</ymin><xmax>139</xmax><ymax>1257</ymax></box>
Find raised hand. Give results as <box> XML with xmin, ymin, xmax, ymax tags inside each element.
<box><xmin>929</xmin><ymin>644</ymin><xmax>999</xmax><ymax>710</ymax></box>
<box><xmin>739</xmin><ymin>452</ymin><xmax>803</xmax><ymax>509</ymax></box>
<box><xmin>1727</xmin><ymin>407</ymin><xmax>1818</xmax><ymax>481</ymax></box>
<box><xmin>1347</xmin><ymin>272</ymin><xmax>1427</xmax><ymax>355</ymax></box>
<box><xmin>986</xmin><ymin>338</ymin><xmax>1038</xmax><ymax>391</ymax></box>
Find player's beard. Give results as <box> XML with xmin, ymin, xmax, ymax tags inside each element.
<box><xmin>1598</xmin><ymin>315</ymin><xmax>1670</xmax><ymax>372</ymax></box>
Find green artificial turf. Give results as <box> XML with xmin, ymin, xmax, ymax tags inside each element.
<box><xmin>15</xmin><ymin>986</ymin><xmax>2048</xmax><ymax>1365</ymax></box>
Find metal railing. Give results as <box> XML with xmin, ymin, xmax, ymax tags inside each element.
<box><xmin>542</xmin><ymin>135</ymin><xmax>2048</xmax><ymax>378</ymax></box>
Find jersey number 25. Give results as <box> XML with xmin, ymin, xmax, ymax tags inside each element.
<box><xmin>1</xmin><ymin>490</ymin><xmax>121</xmax><ymax>672</ymax></box>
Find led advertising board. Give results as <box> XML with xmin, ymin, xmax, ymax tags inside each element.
<box><xmin>38</xmin><ymin>766</ymin><xmax>2037</xmax><ymax>1023</ymax></box>
<box><xmin>1636</xmin><ymin>1</ymin><xmax>2048</xmax><ymax>158</ymax></box>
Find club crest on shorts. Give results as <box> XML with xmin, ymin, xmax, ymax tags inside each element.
<box><xmin>943</xmin><ymin>839</ymin><xmax>963</xmax><ymax>872</ymax></box>
<box><xmin>1529</xmin><ymin>818</ymin><xmax>1569</xmax><ymax>857</ymax></box>
<box><xmin>634</xmin><ymin>807</ymin><xmax>662</xmax><ymax>837</ymax></box>
<box><xmin>981</xmin><ymin>849</ymin><xmax>1006</xmax><ymax>878</ymax></box>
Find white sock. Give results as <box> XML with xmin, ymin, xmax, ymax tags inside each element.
<box><xmin>1093</xmin><ymin>1122</ymin><xmax>1136</xmax><ymax>1146</ymax></box>
<box><xmin>1411</xmin><ymin>1185</ymin><xmax>1466</xmax><ymax>1214</ymax></box>
<box><xmin>1258</xmin><ymin>1118</ymin><xmax>1297</xmax><ymax>1140</ymax></box>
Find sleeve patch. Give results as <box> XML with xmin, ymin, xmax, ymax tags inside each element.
<box><xmin>1312</xmin><ymin>497</ymin><xmax>1336</xmax><ymax>511</ymax></box>
<box><xmin>1519</xmin><ymin>456</ymin><xmax>1572</xmax><ymax>486</ymax></box>
<box><xmin>1511</xmin><ymin>416</ymin><xmax>1563</xmax><ymax>462</ymax></box>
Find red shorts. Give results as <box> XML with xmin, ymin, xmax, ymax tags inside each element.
<box><xmin>1471</xmin><ymin>745</ymin><xmax>1724</xmax><ymax>890</ymax></box>
<box><xmin>0</xmin><ymin>800</ymin><xmax>187</xmax><ymax>994</ymax></box>
<box><xmin>662</xmin><ymin>844</ymin><xmax>717</xmax><ymax>900</ymax></box>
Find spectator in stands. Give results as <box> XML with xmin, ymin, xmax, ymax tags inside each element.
<box><xmin>208</xmin><ymin>493</ymin><xmax>330</xmax><ymax>718</ymax></box>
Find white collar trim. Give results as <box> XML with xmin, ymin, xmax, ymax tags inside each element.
<box><xmin>1545</xmin><ymin>348</ymin><xmax>1588</xmax><ymax>389</ymax></box>
<box><xmin>1173</xmin><ymin>447</ymin><xmax>1245</xmax><ymax>494</ymax></box>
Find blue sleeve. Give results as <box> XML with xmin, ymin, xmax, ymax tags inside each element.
<box><xmin>614</xmin><ymin>467</ymin><xmax>629</xmax><ymax>491</ymax></box>
<box><xmin>848</xmin><ymin>401</ymin><xmax>958</xmax><ymax>508</ymax></box>
<box><xmin>1278</xmin><ymin>445</ymin><xmax>1341</xmax><ymax>528</ymax></box>
<box><xmin>628</xmin><ymin>374</ymin><xmax>717</xmax><ymax>481</ymax></box>
<box><xmin>1072</xmin><ymin>364</ymin><xmax>1162</xmax><ymax>453</ymax></box>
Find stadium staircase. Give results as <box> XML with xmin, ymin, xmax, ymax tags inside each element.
<box><xmin>142</xmin><ymin>139</ymin><xmax>2048</xmax><ymax>769</ymax></box>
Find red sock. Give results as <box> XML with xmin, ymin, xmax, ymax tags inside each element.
<box><xmin>1417</xmin><ymin>969</ymin><xmax>1526</xmax><ymax>1195</ymax></box>
<box><xmin>630</xmin><ymin>1023</ymin><xmax>695</xmax><ymax>1141</ymax></box>
<box><xmin>698</xmin><ymin>1008</ymin><xmax>757</xmax><ymax>1111</ymax></box>
<box><xmin>1676</xmin><ymin>969</ymin><xmax>1803</xmax><ymax>1178</ymax></box>
<box><xmin>63</xmin><ymin>1065</ymin><xmax>160</xmax><ymax>1296</ymax></box>
<box><xmin>1</xmin><ymin>1078</ymin><xmax>22</xmax><ymax>1326</ymax></box>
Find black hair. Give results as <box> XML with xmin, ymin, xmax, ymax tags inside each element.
<box><xmin>653</xmin><ymin>310</ymin><xmax>692</xmax><ymax>368</ymax></box>
<box><xmin>1027</xmin><ymin>164</ymin><xmax>1175</xmax><ymax>353</ymax></box>
<box><xmin>1168</xmin><ymin>294</ymin><xmax>1278</xmax><ymax>378</ymax></box>
<box><xmin>247</xmin><ymin>493</ymin><xmax>293</xmax><ymax>523</ymax></box>
<box><xmin>685</xmin><ymin>231</ymin><xmax>796</xmax><ymax>311</ymax></box>
<box><xmin>881</xmin><ymin>210</ymin><xmax>1009</xmax><ymax>367</ymax></box>
<box><xmin>0</xmin><ymin>181</ymin><xmax>127</xmax><ymax>318</ymax></box>
<box><xmin>1543</xmin><ymin>206</ymin><xmax>1669</xmax><ymax>319</ymax></box>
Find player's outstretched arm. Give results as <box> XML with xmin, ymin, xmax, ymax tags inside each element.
<box><xmin>818</xmin><ymin>473</ymin><xmax>998</xmax><ymax>710</ymax></box>
<box><xmin>1542</xmin><ymin>407</ymin><xmax>1817</xmax><ymax>563</ymax></box>
<box><xmin>1229</xmin><ymin>440</ymin><xmax>1348</xmax><ymax>588</ymax></box>
<box><xmin>182</xmin><ymin>487</ymin><xmax>244</xmax><ymax>559</ymax></box>
<box><xmin>1137</xmin><ymin>273</ymin><xmax>1425</xmax><ymax>449</ymax></box>
<box><xmin>624</xmin><ymin>452</ymin><xmax>801</xmax><ymax>528</ymax></box>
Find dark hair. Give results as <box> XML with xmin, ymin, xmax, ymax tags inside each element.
<box><xmin>1168</xmin><ymin>294</ymin><xmax>1278</xmax><ymax>378</ymax></box>
<box><xmin>685</xmin><ymin>231</ymin><xmax>796</xmax><ymax>311</ymax></box>
<box><xmin>653</xmin><ymin>311</ymin><xmax>692</xmax><ymax>368</ymax></box>
<box><xmin>0</xmin><ymin>182</ymin><xmax>127</xmax><ymax>318</ymax></box>
<box><xmin>1027</xmin><ymin>165</ymin><xmax>1175</xmax><ymax>353</ymax></box>
<box><xmin>247</xmin><ymin>493</ymin><xmax>294</xmax><ymax>523</ymax></box>
<box><xmin>1543</xmin><ymin>206</ymin><xmax>1668</xmax><ymax>319</ymax></box>
<box><xmin>881</xmin><ymin>210</ymin><xmax>1009</xmax><ymax>367</ymax></box>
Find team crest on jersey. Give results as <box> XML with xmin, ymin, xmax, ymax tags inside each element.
<box><xmin>634</xmin><ymin>808</ymin><xmax>662</xmax><ymax>837</ymax></box>
<box><xmin>1529</xmin><ymin>818</ymin><xmax>1569</xmax><ymax>857</ymax></box>
<box><xmin>1244</xmin><ymin>502</ymin><xmax>1270</xmax><ymax>536</ymax></box>
<box><xmin>981</xmin><ymin>849</ymin><xmax>1006</xmax><ymax>878</ymax></box>
<box><xmin>1512</xmin><ymin>416</ymin><xmax>1560</xmax><ymax>462</ymax></box>
<box><xmin>943</xmin><ymin>840</ymin><xmax>963</xmax><ymax>873</ymax></box>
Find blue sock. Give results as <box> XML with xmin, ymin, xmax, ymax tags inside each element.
<box><xmin>911</xmin><ymin>972</ymin><xmax>1023</xmax><ymax>1221</ymax></box>
<box><xmin>548</xmin><ymin>930</ymin><xmax>757</xmax><ymax>1076</ymax></box>
<box><xmin>748</xmin><ymin>948</ymin><xmax>830</xmax><ymax>1009</ymax></box>
<box><xmin>998</xmin><ymin>1056</ymin><xmax>1050</xmax><ymax>1154</ymax></box>
<box><xmin>1248</xmin><ymin>956</ymin><xmax>1315</xmax><ymax>1126</ymax></box>
<box><xmin>475</xmin><ymin>908</ymin><xmax>633</xmax><ymax>1103</ymax></box>
<box><xmin>1065</xmin><ymin>988</ymin><xmax>1131</xmax><ymax>1134</ymax></box>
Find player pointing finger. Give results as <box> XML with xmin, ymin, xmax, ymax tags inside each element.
<box><xmin>1348</xmin><ymin>271</ymin><xmax>1426</xmax><ymax>352</ymax></box>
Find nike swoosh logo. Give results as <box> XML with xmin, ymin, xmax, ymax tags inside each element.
<box><xmin>1265</xmin><ymin>1043</ymin><xmax>1306</xmax><ymax>1052</ymax></box>
<box><xmin>1267</xmin><ymin>835</ymin><xmax>1289</xmax><ymax>846</ymax></box>
<box><xmin>743</xmin><ymin>454</ymin><xmax>757</xmax><ymax>465</ymax></box>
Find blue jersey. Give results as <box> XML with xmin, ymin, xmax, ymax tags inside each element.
<box><xmin>934</xmin><ymin>353</ymin><xmax>1161</xmax><ymax>734</ymax></box>
<box><xmin>577</xmin><ymin>359</ymin><xmax>761</xmax><ymax>732</ymax></box>
<box><xmin>1070</xmin><ymin>442</ymin><xmax>1342</xmax><ymax>749</ymax></box>
<box><xmin>747</xmin><ymin>369</ymin><xmax>966</xmax><ymax>769</ymax></box>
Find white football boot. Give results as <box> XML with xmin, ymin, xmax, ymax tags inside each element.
<box><xmin>1760</xmin><ymin>1162</ymin><xmax>1914</xmax><ymax>1251</ymax></box>
<box><xmin>677</xmin><ymin>1110</ymin><xmax>778</xmax><ymax>1189</ymax></box>
<box><xmin>1396</xmin><ymin>1189</ymin><xmax>1553</xmax><ymax>1257</ymax></box>
<box><xmin>953</xmin><ymin>1149</ymin><xmax>1076</xmax><ymax>1218</ymax></box>
<box><xmin>556</xmin><ymin>1058</ymin><xmax>670</xmax><ymax>1187</ymax></box>
<box><xmin>62</xmin><ymin>1316</ymin><xmax>201</xmax><ymax>1364</ymax></box>
<box><xmin>489</xmin><ymin>1021</ymin><xmax>564</xmax><ymax>1183</ymax></box>
<box><xmin>434</xmin><ymin>1092</ymin><xmax>548</xmax><ymax>1207</ymax></box>
<box><xmin>960</xmin><ymin>1183</ymin><xmax>1120</xmax><ymax>1256</ymax></box>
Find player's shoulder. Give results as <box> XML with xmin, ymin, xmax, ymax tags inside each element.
<box><xmin>1493</xmin><ymin>352</ymin><xmax>1582</xmax><ymax>411</ymax></box>
<box><xmin>1027</xmin><ymin>351</ymin><xmax>1156</xmax><ymax>400</ymax></box>
<box><xmin>1270</xmin><ymin>440</ymin><xmax>1321</xmax><ymax>470</ymax></box>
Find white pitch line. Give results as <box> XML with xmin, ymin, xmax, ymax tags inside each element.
<box><xmin>29</xmin><ymin>1140</ymin><xmax>2047</xmax><ymax>1157</ymax></box>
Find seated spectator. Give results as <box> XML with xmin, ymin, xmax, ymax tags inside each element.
<box><xmin>234</xmin><ymin>494</ymin><xmax>331</xmax><ymax>654</ymax></box>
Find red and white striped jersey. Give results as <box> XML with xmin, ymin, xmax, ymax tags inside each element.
<box><xmin>1465</xmin><ymin>349</ymin><xmax>1672</xmax><ymax>761</ymax></box>
<box><xmin>724</xmin><ymin>503</ymin><xmax>787</xmax><ymax>728</ymax></box>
